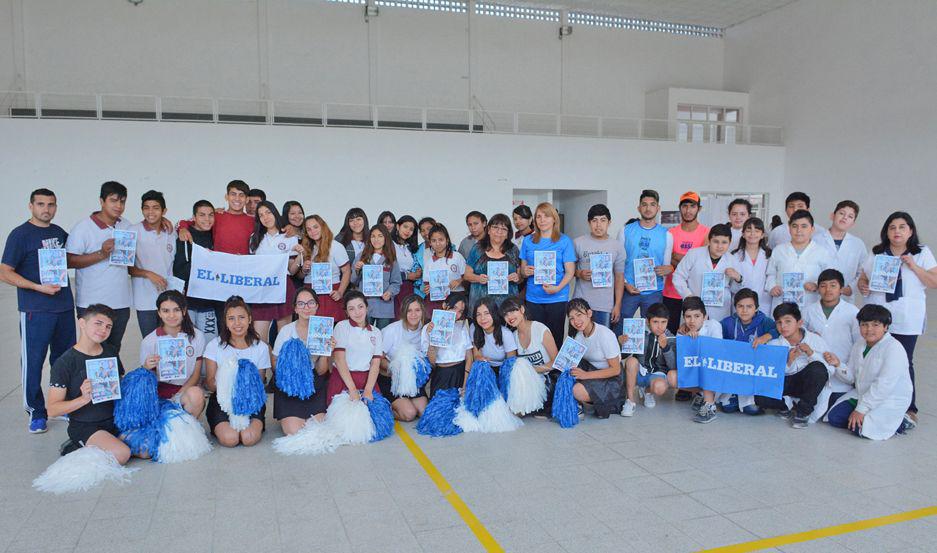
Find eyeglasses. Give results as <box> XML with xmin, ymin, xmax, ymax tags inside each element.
<box><xmin>296</xmin><ymin>301</ymin><xmax>318</xmax><ymax>309</ymax></box>
<box><xmin>489</xmin><ymin>226</ymin><xmax>509</xmax><ymax>233</ymax></box>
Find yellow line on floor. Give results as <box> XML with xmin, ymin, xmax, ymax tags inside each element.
<box><xmin>698</xmin><ymin>505</ymin><xmax>937</xmax><ymax>553</ymax></box>
<box><xmin>395</xmin><ymin>422</ymin><xmax>504</xmax><ymax>552</ymax></box>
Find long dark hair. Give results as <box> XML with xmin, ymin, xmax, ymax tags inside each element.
<box><xmin>393</xmin><ymin>215</ymin><xmax>420</xmax><ymax>253</ymax></box>
<box><xmin>732</xmin><ymin>217</ymin><xmax>772</xmax><ymax>259</ymax></box>
<box><xmin>377</xmin><ymin>210</ymin><xmax>396</xmax><ymax>230</ymax></box>
<box><xmin>337</xmin><ymin>207</ymin><xmax>369</xmax><ymax>246</ymax></box>
<box><xmin>477</xmin><ymin>213</ymin><xmax>515</xmax><ymax>257</ymax></box>
<box><xmin>427</xmin><ymin>224</ymin><xmax>453</xmax><ymax>258</ymax></box>
<box><xmin>472</xmin><ymin>297</ymin><xmax>505</xmax><ymax>348</ymax></box>
<box><xmin>280</xmin><ymin>200</ymin><xmax>304</xmax><ymax>230</ymax></box>
<box><xmin>499</xmin><ymin>296</ymin><xmax>527</xmax><ymax>330</ymax></box>
<box><xmin>219</xmin><ymin>296</ymin><xmax>261</xmax><ymax>347</ymax></box>
<box><xmin>155</xmin><ymin>290</ymin><xmax>196</xmax><ymax>338</ymax></box>
<box><xmin>249</xmin><ymin>201</ymin><xmax>283</xmax><ymax>253</ymax></box>
<box><xmin>873</xmin><ymin>211</ymin><xmax>922</xmax><ymax>255</ymax></box>
<box><xmin>360</xmin><ymin>225</ymin><xmax>397</xmax><ymax>268</ymax></box>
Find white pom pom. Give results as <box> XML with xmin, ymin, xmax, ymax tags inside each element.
<box><xmin>506</xmin><ymin>358</ymin><xmax>546</xmax><ymax>416</ymax></box>
<box><xmin>273</xmin><ymin>417</ymin><xmax>344</xmax><ymax>456</ymax></box>
<box><xmin>390</xmin><ymin>343</ymin><xmax>419</xmax><ymax>397</ymax></box>
<box><xmin>326</xmin><ymin>392</ymin><xmax>375</xmax><ymax>444</ymax></box>
<box><xmin>455</xmin><ymin>397</ymin><xmax>522</xmax><ymax>433</ymax></box>
<box><xmin>157</xmin><ymin>412</ymin><xmax>212</xmax><ymax>464</ymax></box>
<box><xmin>215</xmin><ymin>357</ymin><xmax>251</xmax><ymax>430</ymax></box>
<box><xmin>33</xmin><ymin>446</ymin><xmax>136</xmax><ymax>494</ymax></box>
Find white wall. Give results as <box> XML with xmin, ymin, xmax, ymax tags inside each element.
<box><xmin>0</xmin><ymin>119</ymin><xmax>784</xmax><ymax>242</ymax></box>
<box><xmin>724</xmin><ymin>0</ymin><xmax>937</xmax><ymax>243</ymax></box>
<box><xmin>1</xmin><ymin>0</ymin><xmax>725</xmax><ymax>118</ymax></box>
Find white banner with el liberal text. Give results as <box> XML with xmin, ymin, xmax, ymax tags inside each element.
<box><xmin>187</xmin><ymin>244</ymin><xmax>289</xmax><ymax>304</ymax></box>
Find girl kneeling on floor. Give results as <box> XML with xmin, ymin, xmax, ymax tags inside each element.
<box><xmin>567</xmin><ymin>299</ymin><xmax>624</xmax><ymax>418</ymax></box>
<box><xmin>328</xmin><ymin>290</ymin><xmax>383</xmax><ymax>405</ymax></box>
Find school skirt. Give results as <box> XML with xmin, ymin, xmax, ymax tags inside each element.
<box><xmin>251</xmin><ymin>277</ymin><xmax>296</xmax><ymax>321</ymax></box>
<box><xmin>206</xmin><ymin>394</ymin><xmax>267</xmax><ymax>433</ymax></box>
<box><xmin>273</xmin><ymin>371</ymin><xmax>329</xmax><ymax>420</ymax></box>
<box><xmin>377</xmin><ymin>373</ymin><xmax>428</xmax><ymax>403</ymax></box>
<box><xmin>430</xmin><ymin>360</ymin><xmax>466</xmax><ymax>397</ymax></box>
<box><xmin>394</xmin><ymin>280</ymin><xmax>415</xmax><ymax>317</ymax></box>
<box><xmin>326</xmin><ymin>369</ymin><xmax>383</xmax><ymax>406</ymax></box>
<box><xmin>578</xmin><ymin>359</ymin><xmax>624</xmax><ymax>418</ymax></box>
<box><xmin>317</xmin><ymin>283</ymin><xmax>347</xmax><ymax>322</ymax></box>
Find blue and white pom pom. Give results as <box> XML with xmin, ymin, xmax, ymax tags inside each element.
<box><xmin>497</xmin><ymin>357</ymin><xmax>546</xmax><ymax>416</ymax></box>
<box><xmin>114</xmin><ymin>368</ymin><xmax>160</xmax><ymax>431</ymax></box>
<box><xmin>217</xmin><ymin>357</ymin><xmax>266</xmax><ymax>431</ymax></box>
<box><xmin>454</xmin><ymin>361</ymin><xmax>522</xmax><ymax>433</ymax></box>
<box><xmin>366</xmin><ymin>394</ymin><xmax>395</xmax><ymax>442</ymax></box>
<box><xmin>33</xmin><ymin>446</ymin><xmax>137</xmax><ymax>495</ymax></box>
<box><xmin>416</xmin><ymin>388</ymin><xmax>463</xmax><ymax>437</ymax></box>
<box><xmin>275</xmin><ymin>338</ymin><xmax>315</xmax><ymax>399</ymax></box>
<box><xmin>551</xmin><ymin>370</ymin><xmax>579</xmax><ymax>428</ymax></box>
<box><xmin>154</xmin><ymin>401</ymin><xmax>212</xmax><ymax>464</ymax></box>
<box><xmin>389</xmin><ymin>343</ymin><xmax>431</xmax><ymax>397</ymax></box>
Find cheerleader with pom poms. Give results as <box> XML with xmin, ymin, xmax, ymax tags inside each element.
<box><xmin>421</xmin><ymin>292</ymin><xmax>474</xmax><ymax>396</ymax></box>
<box><xmin>501</xmin><ymin>296</ymin><xmax>558</xmax><ymax>417</ymax></box>
<box><xmin>203</xmin><ymin>296</ymin><xmax>271</xmax><ymax>447</ymax></box>
<box><xmin>138</xmin><ymin>290</ymin><xmax>207</xmax><ymax>418</ymax></box>
<box><xmin>470</xmin><ymin>297</ymin><xmax>518</xmax><ymax>373</ymax></box>
<box><xmin>271</xmin><ymin>287</ymin><xmax>333</xmax><ymax>435</ymax></box>
<box><xmin>378</xmin><ymin>294</ymin><xmax>430</xmax><ymax>421</ymax></box>
<box><xmin>327</xmin><ymin>290</ymin><xmax>385</xmax><ymax>405</ymax></box>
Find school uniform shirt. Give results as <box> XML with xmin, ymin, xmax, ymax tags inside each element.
<box><xmin>814</xmin><ymin>231</ymin><xmax>868</xmax><ymax>302</ymax></box>
<box><xmin>130</xmin><ymin>221</ymin><xmax>177</xmax><ymax>311</ymax></box>
<box><xmin>574</xmin><ymin>324</ymin><xmax>620</xmax><ymax>370</ymax></box>
<box><xmin>663</xmin><ymin>224</ymin><xmax>709</xmax><ymax>300</ymax></box>
<box><xmin>572</xmin><ymin>234</ymin><xmax>627</xmax><ymax>313</ymax></box>
<box><xmin>303</xmin><ymin>240</ymin><xmax>350</xmax><ymax>287</ymax></box>
<box><xmin>767</xmin><ymin>330</ymin><xmax>832</xmax><ymax>377</ymax></box>
<box><xmin>514</xmin><ymin>320</ymin><xmax>552</xmax><ymax>367</ymax></box>
<box><xmin>203</xmin><ymin>337</ymin><xmax>271</xmax><ymax>372</ymax></box>
<box><xmin>411</xmin><ymin>242</ymin><xmax>457</xmax><ymax>298</ymax></box>
<box><xmin>49</xmin><ymin>345</ymin><xmax>125</xmax><ymax>423</ymax></box>
<box><xmin>863</xmin><ymin>246</ymin><xmax>937</xmax><ymax>336</ymax></box>
<box><xmin>351</xmin><ymin>254</ymin><xmax>401</xmax><ymax>320</ymax></box>
<box><xmin>252</xmin><ymin>232</ymin><xmax>299</xmax><ymax>257</ymax></box>
<box><xmin>765</xmin><ymin>241</ymin><xmax>830</xmax><ymax>312</ymax></box>
<box><xmin>735</xmin><ymin>248</ymin><xmax>772</xmax><ymax>316</ymax></box>
<box><xmin>333</xmin><ymin>319</ymin><xmax>382</xmax><ymax>372</ymax></box>
<box><xmin>1</xmin><ymin>220</ymin><xmax>74</xmax><ymax>313</ymax></box>
<box><xmin>422</xmin><ymin>251</ymin><xmax>467</xmax><ymax>296</ymax></box>
<box><xmin>617</xmin><ymin>221</ymin><xmax>673</xmax><ymax>295</ymax></box>
<box><xmin>381</xmin><ymin>320</ymin><xmax>423</xmax><ymax>359</ymax></box>
<box><xmin>139</xmin><ymin>327</ymin><xmax>206</xmax><ymax>386</ymax></box>
<box><xmin>66</xmin><ymin>213</ymin><xmax>133</xmax><ymax>309</ymax></box>
<box><xmin>212</xmin><ymin>211</ymin><xmax>253</xmax><ymax>255</ymax></box>
<box><xmin>696</xmin><ymin>319</ymin><xmax>724</xmax><ymax>338</ymax></box>
<box><xmin>802</xmin><ymin>300</ymin><xmax>860</xmax><ymax>393</ymax></box>
<box><xmin>672</xmin><ymin>246</ymin><xmax>741</xmax><ymax>322</ymax></box>
<box><xmin>342</xmin><ymin>240</ymin><xmax>365</xmax><ymax>269</ymax></box>
<box><xmin>272</xmin><ymin>321</ymin><xmax>325</xmax><ymax>363</ymax></box>
<box><xmin>767</xmin><ymin>224</ymin><xmax>830</xmax><ymax>251</ymax></box>
<box><xmin>420</xmin><ymin>320</ymin><xmax>472</xmax><ymax>364</ymax></box>
<box><xmin>520</xmin><ymin>234</ymin><xmax>577</xmax><ymax>304</ymax></box>
<box><xmin>471</xmin><ymin>325</ymin><xmax>518</xmax><ymax>367</ymax></box>
<box><xmin>828</xmin><ymin>333</ymin><xmax>912</xmax><ymax>440</ymax></box>
<box><xmin>394</xmin><ymin>242</ymin><xmax>415</xmax><ymax>274</ymax></box>
<box><xmin>729</xmin><ymin>227</ymin><xmax>743</xmax><ymax>251</ymax></box>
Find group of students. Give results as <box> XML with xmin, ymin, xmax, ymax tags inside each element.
<box><xmin>2</xmin><ymin>181</ymin><xmax>934</xmax><ymax>466</ymax></box>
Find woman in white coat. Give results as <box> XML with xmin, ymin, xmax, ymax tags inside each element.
<box><xmin>672</xmin><ymin>224</ymin><xmax>742</xmax><ymax>323</ymax></box>
<box><xmin>731</xmin><ymin>217</ymin><xmax>772</xmax><ymax>316</ymax></box>
<box><xmin>823</xmin><ymin>304</ymin><xmax>913</xmax><ymax>440</ymax></box>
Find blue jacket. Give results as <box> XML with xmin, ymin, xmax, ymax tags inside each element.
<box><xmin>720</xmin><ymin>311</ymin><xmax>778</xmax><ymax>343</ymax></box>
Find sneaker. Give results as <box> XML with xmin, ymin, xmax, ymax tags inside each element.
<box><xmin>29</xmin><ymin>418</ymin><xmax>48</xmax><ymax>434</ymax></box>
<box><xmin>693</xmin><ymin>404</ymin><xmax>717</xmax><ymax>424</ymax></box>
<box><xmin>620</xmin><ymin>399</ymin><xmax>636</xmax><ymax>417</ymax></box>
<box><xmin>690</xmin><ymin>394</ymin><xmax>705</xmax><ymax>411</ymax></box>
<box><xmin>49</xmin><ymin>414</ymin><xmax>69</xmax><ymax>422</ymax></box>
<box><xmin>899</xmin><ymin>413</ymin><xmax>916</xmax><ymax>433</ymax></box>
<box><xmin>59</xmin><ymin>439</ymin><xmax>79</xmax><ymax>456</ymax></box>
<box><xmin>741</xmin><ymin>405</ymin><xmax>764</xmax><ymax>416</ymax></box>
<box><xmin>644</xmin><ymin>393</ymin><xmax>656</xmax><ymax>409</ymax></box>
<box><xmin>791</xmin><ymin>414</ymin><xmax>809</xmax><ymax>429</ymax></box>
<box><xmin>577</xmin><ymin>405</ymin><xmax>585</xmax><ymax>419</ymax></box>
<box><xmin>674</xmin><ymin>390</ymin><xmax>693</xmax><ymax>402</ymax></box>
<box><xmin>775</xmin><ymin>408</ymin><xmax>792</xmax><ymax>419</ymax></box>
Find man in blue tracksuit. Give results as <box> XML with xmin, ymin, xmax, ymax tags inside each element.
<box><xmin>0</xmin><ymin>188</ymin><xmax>76</xmax><ymax>434</ymax></box>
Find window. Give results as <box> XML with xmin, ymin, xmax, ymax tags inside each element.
<box><xmin>568</xmin><ymin>12</ymin><xmax>722</xmax><ymax>38</ymax></box>
<box><xmin>374</xmin><ymin>0</ymin><xmax>466</xmax><ymax>12</ymax></box>
<box><xmin>677</xmin><ymin>104</ymin><xmax>742</xmax><ymax>144</ymax></box>
<box><xmin>476</xmin><ymin>3</ymin><xmax>560</xmax><ymax>21</ymax></box>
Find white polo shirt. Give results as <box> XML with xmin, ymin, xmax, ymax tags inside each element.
<box><xmin>304</xmin><ymin>240</ymin><xmax>350</xmax><ymax>286</ymax></box>
<box><xmin>421</xmin><ymin>319</ymin><xmax>472</xmax><ymax>364</ymax></box>
<box><xmin>422</xmin><ymin>251</ymin><xmax>466</xmax><ymax>292</ymax></box>
<box><xmin>252</xmin><ymin>232</ymin><xmax>299</xmax><ymax>256</ymax></box>
<box><xmin>381</xmin><ymin>320</ymin><xmax>422</xmax><ymax>359</ymax></box>
<box><xmin>203</xmin><ymin>338</ymin><xmax>271</xmax><ymax>371</ymax></box>
<box><xmin>66</xmin><ymin>213</ymin><xmax>133</xmax><ymax>309</ymax></box>
<box><xmin>139</xmin><ymin>327</ymin><xmax>206</xmax><ymax>386</ymax></box>
<box><xmin>333</xmin><ymin>319</ymin><xmax>382</xmax><ymax>372</ymax></box>
<box><xmin>130</xmin><ymin>221</ymin><xmax>177</xmax><ymax>311</ymax></box>
<box><xmin>394</xmin><ymin>243</ymin><xmax>415</xmax><ymax>273</ymax></box>
<box><xmin>471</xmin><ymin>324</ymin><xmax>518</xmax><ymax>367</ymax></box>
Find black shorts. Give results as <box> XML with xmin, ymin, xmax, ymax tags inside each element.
<box><xmin>376</xmin><ymin>374</ymin><xmax>428</xmax><ymax>403</ymax></box>
<box><xmin>430</xmin><ymin>360</ymin><xmax>466</xmax><ymax>397</ymax></box>
<box><xmin>273</xmin><ymin>372</ymin><xmax>329</xmax><ymax>420</ymax></box>
<box><xmin>206</xmin><ymin>394</ymin><xmax>267</xmax><ymax>434</ymax></box>
<box><xmin>68</xmin><ymin>419</ymin><xmax>120</xmax><ymax>446</ymax></box>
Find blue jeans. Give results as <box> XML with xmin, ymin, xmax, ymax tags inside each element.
<box><xmin>592</xmin><ymin>311</ymin><xmax>611</xmax><ymax>328</ymax></box>
<box><xmin>20</xmin><ymin>310</ymin><xmax>76</xmax><ymax>420</ymax></box>
<box><xmin>614</xmin><ymin>291</ymin><xmax>662</xmax><ymax>335</ymax></box>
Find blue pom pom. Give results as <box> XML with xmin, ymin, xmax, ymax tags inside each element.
<box><xmin>414</xmin><ymin>355</ymin><xmax>432</xmax><ymax>389</ymax></box>
<box><xmin>497</xmin><ymin>357</ymin><xmax>517</xmax><ymax>401</ymax></box>
<box><xmin>121</xmin><ymin>420</ymin><xmax>160</xmax><ymax>457</ymax></box>
<box><xmin>114</xmin><ymin>368</ymin><xmax>160</xmax><ymax>431</ymax></box>
<box><xmin>233</xmin><ymin>358</ymin><xmax>266</xmax><ymax>416</ymax></box>
<box><xmin>275</xmin><ymin>338</ymin><xmax>315</xmax><ymax>399</ymax></box>
<box><xmin>416</xmin><ymin>389</ymin><xmax>463</xmax><ymax>437</ymax></box>
<box><xmin>551</xmin><ymin>370</ymin><xmax>579</xmax><ymax>429</ymax></box>
<box><xmin>366</xmin><ymin>394</ymin><xmax>395</xmax><ymax>442</ymax></box>
<box><xmin>463</xmin><ymin>360</ymin><xmax>499</xmax><ymax>417</ymax></box>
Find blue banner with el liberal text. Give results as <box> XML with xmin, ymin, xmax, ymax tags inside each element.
<box><xmin>676</xmin><ymin>336</ymin><xmax>786</xmax><ymax>399</ymax></box>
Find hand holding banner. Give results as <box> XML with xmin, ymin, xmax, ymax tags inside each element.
<box><xmin>676</xmin><ymin>336</ymin><xmax>786</xmax><ymax>399</ymax></box>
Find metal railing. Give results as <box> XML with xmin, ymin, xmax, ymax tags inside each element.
<box><xmin>0</xmin><ymin>90</ymin><xmax>784</xmax><ymax>146</ymax></box>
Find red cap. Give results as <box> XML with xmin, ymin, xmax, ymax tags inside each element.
<box><xmin>679</xmin><ymin>191</ymin><xmax>701</xmax><ymax>205</ymax></box>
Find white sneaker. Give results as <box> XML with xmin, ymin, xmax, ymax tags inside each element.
<box><xmin>644</xmin><ymin>393</ymin><xmax>656</xmax><ymax>408</ymax></box>
<box><xmin>620</xmin><ymin>399</ymin><xmax>636</xmax><ymax>417</ymax></box>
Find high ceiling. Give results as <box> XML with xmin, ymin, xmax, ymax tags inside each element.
<box><xmin>507</xmin><ymin>0</ymin><xmax>799</xmax><ymax>29</ymax></box>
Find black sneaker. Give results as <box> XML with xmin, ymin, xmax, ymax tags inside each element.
<box><xmin>791</xmin><ymin>414</ymin><xmax>809</xmax><ymax>429</ymax></box>
<box><xmin>775</xmin><ymin>408</ymin><xmax>792</xmax><ymax>419</ymax></box>
<box><xmin>59</xmin><ymin>439</ymin><xmax>79</xmax><ymax>456</ymax></box>
<box><xmin>674</xmin><ymin>390</ymin><xmax>693</xmax><ymax>402</ymax></box>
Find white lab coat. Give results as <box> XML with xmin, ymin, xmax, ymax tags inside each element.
<box><xmin>672</xmin><ymin>246</ymin><xmax>741</xmax><ymax>323</ymax></box>
<box><xmin>765</xmin><ymin>242</ymin><xmax>830</xmax><ymax>312</ymax></box>
<box><xmin>862</xmin><ymin>246</ymin><xmax>937</xmax><ymax>336</ymax></box>
<box><xmin>802</xmin><ymin>300</ymin><xmax>860</xmax><ymax>393</ymax></box>
<box><xmin>734</xmin><ymin>247</ymin><xmax>772</xmax><ymax>316</ymax></box>
<box><xmin>813</xmin><ymin>231</ymin><xmax>868</xmax><ymax>303</ymax></box>
<box><xmin>768</xmin><ymin>330</ymin><xmax>833</xmax><ymax>422</ymax></box>
<box><xmin>730</xmin><ymin>227</ymin><xmax>743</xmax><ymax>251</ymax></box>
<box><xmin>767</xmin><ymin>224</ymin><xmax>830</xmax><ymax>251</ymax></box>
<box><xmin>825</xmin><ymin>333</ymin><xmax>912</xmax><ymax>440</ymax></box>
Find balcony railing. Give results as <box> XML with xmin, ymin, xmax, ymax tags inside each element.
<box><xmin>0</xmin><ymin>91</ymin><xmax>783</xmax><ymax>146</ymax></box>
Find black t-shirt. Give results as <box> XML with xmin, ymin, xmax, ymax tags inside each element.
<box><xmin>50</xmin><ymin>345</ymin><xmax>125</xmax><ymax>423</ymax></box>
